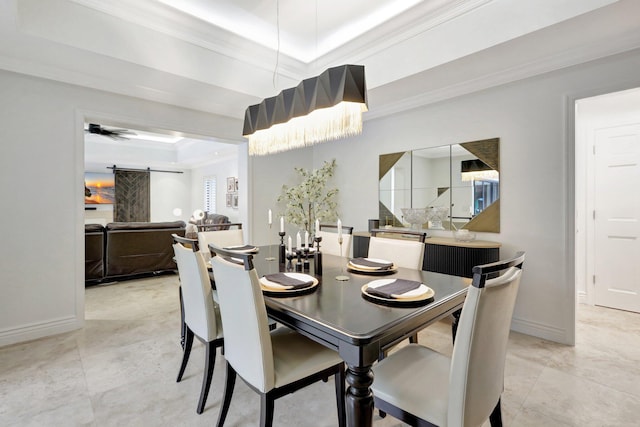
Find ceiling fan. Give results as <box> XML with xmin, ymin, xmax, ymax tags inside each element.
<box><xmin>85</xmin><ymin>123</ymin><xmax>135</xmax><ymax>140</ymax></box>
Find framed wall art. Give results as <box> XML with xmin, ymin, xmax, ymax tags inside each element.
<box><xmin>84</xmin><ymin>172</ymin><xmax>115</xmax><ymax>204</ymax></box>
<box><xmin>227</xmin><ymin>177</ymin><xmax>236</xmax><ymax>192</ymax></box>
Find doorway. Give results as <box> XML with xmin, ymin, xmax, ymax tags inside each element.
<box><xmin>81</xmin><ymin>117</ymin><xmax>243</xmax><ymax>289</ymax></box>
<box><xmin>575</xmin><ymin>87</ymin><xmax>640</xmax><ymax>313</ymax></box>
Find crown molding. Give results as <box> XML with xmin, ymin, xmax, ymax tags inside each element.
<box><xmin>314</xmin><ymin>0</ymin><xmax>491</xmax><ymax>70</ymax></box>
<box><xmin>69</xmin><ymin>0</ymin><xmax>307</xmax><ymax>80</ymax></box>
<box><xmin>367</xmin><ymin>14</ymin><xmax>640</xmax><ymax>120</ymax></box>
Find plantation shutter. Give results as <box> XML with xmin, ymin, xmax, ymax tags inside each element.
<box><xmin>203</xmin><ymin>175</ymin><xmax>216</xmax><ymax>213</ymax></box>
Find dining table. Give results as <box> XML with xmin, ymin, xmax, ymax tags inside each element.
<box><xmin>251</xmin><ymin>245</ymin><xmax>470</xmax><ymax>427</ymax></box>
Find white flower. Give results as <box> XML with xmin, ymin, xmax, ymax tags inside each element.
<box><xmin>277</xmin><ymin>159</ymin><xmax>339</xmax><ymax>234</ymax></box>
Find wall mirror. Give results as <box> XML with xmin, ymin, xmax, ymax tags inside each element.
<box><xmin>379</xmin><ymin>137</ymin><xmax>500</xmax><ymax>232</ymax></box>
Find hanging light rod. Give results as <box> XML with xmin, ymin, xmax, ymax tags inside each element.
<box><xmin>243</xmin><ymin>64</ymin><xmax>368</xmax><ymax>156</ymax></box>
<box><xmin>107</xmin><ymin>165</ymin><xmax>183</xmax><ymax>174</ymax></box>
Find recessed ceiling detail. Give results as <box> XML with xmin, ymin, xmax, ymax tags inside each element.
<box><xmin>5</xmin><ymin>0</ymin><xmax>638</xmax><ymax>126</ymax></box>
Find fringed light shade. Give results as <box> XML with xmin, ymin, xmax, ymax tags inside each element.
<box><xmin>243</xmin><ymin>64</ymin><xmax>368</xmax><ymax>156</ymax></box>
<box><xmin>461</xmin><ymin>159</ymin><xmax>499</xmax><ymax>182</ymax></box>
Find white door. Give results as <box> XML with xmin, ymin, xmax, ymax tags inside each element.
<box><xmin>594</xmin><ymin>124</ymin><xmax>640</xmax><ymax>312</ymax></box>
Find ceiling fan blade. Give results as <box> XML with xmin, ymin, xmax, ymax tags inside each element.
<box><xmin>85</xmin><ymin>123</ymin><xmax>134</xmax><ymax>140</ymax></box>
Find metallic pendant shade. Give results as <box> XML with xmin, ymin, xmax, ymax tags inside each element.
<box><xmin>243</xmin><ymin>64</ymin><xmax>368</xmax><ymax>156</ymax></box>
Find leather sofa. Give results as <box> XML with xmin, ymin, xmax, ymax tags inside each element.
<box><xmin>85</xmin><ymin>221</ymin><xmax>186</xmax><ymax>283</ymax></box>
<box><xmin>85</xmin><ymin>224</ymin><xmax>105</xmax><ymax>281</ymax></box>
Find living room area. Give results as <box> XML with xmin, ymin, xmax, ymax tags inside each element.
<box><xmin>83</xmin><ymin>121</ymin><xmax>245</xmax><ymax>284</ymax></box>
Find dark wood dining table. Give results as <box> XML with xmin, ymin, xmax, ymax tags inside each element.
<box><xmin>252</xmin><ymin>246</ymin><xmax>470</xmax><ymax>427</ymax></box>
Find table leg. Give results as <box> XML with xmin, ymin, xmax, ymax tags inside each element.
<box><xmin>345</xmin><ymin>364</ymin><xmax>374</xmax><ymax>427</ymax></box>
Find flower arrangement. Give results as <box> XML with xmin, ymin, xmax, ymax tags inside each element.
<box><xmin>278</xmin><ymin>159</ymin><xmax>339</xmax><ymax>235</ymax></box>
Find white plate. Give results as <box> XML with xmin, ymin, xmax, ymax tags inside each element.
<box><xmin>365</xmin><ymin>278</ymin><xmax>431</xmax><ymax>299</ymax></box>
<box><xmin>260</xmin><ymin>273</ymin><xmax>318</xmax><ymax>290</ymax></box>
<box><xmin>224</xmin><ymin>245</ymin><xmax>259</xmax><ymax>253</ymax></box>
<box><xmin>348</xmin><ymin>258</ymin><xmax>394</xmax><ymax>270</ymax></box>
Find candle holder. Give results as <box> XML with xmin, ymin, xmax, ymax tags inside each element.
<box><xmin>278</xmin><ymin>232</ymin><xmax>286</xmax><ymax>266</ymax></box>
<box><xmin>303</xmin><ymin>247</ymin><xmax>310</xmax><ymax>272</ymax></box>
<box><xmin>295</xmin><ymin>249</ymin><xmax>304</xmax><ymax>272</ymax></box>
<box><xmin>335</xmin><ymin>236</ymin><xmax>349</xmax><ymax>281</ymax></box>
<box><xmin>265</xmin><ymin>223</ymin><xmax>275</xmax><ymax>261</ymax></box>
<box><xmin>286</xmin><ymin>252</ymin><xmax>294</xmax><ymax>272</ymax></box>
<box><xmin>313</xmin><ymin>236</ymin><xmax>323</xmax><ymax>276</ymax></box>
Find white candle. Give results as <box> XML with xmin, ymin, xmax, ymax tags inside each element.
<box><xmin>337</xmin><ymin>218</ymin><xmax>343</xmax><ymax>240</ymax></box>
<box><xmin>315</xmin><ymin>219</ymin><xmax>320</xmax><ymax>235</ymax></box>
<box><xmin>268</xmin><ymin>209</ymin><xmax>272</xmax><ymax>225</ymax></box>
<box><xmin>280</xmin><ymin>216</ymin><xmax>284</xmax><ymax>233</ymax></box>
<box><xmin>287</xmin><ymin>236</ymin><xmax>292</xmax><ymax>253</ymax></box>
<box><xmin>296</xmin><ymin>231</ymin><xmax>301</xmax><ymax>249</ymax></box>
<box><xmin>305</xmin><ymin>231</ymin><xmax>309</xmax><ymax>248</ymax></box>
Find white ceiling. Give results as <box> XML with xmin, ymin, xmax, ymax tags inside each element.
<box><xmin>84</xmin><ymin>126</ymin><xmax>238</xmax><ymax>171</ymax></box>
<box><xmin>3</xmin><ymin>0</ymin><xmax>640</xmax><ymax>168</ymax></box>
<box><xmin>158</xmin><ymin>0</ymin><xmax>427</xmax><ymax>63</ymax></box>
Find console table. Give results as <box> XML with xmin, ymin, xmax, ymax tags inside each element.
<box><xmin>353</xmin><ymin>231</ymin><xmax>500</xmax><ymax>278</ymax></box>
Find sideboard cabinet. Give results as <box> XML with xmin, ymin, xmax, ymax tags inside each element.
<box><xmin>353</xmin><ymin>232</ymin><xmax>500</xmax><ymax>278</ymax></box>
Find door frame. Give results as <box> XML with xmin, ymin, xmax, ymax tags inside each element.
<box><xmin>75</xmin><ymin>109</ymin><xmax>248</xmax><ymax>323</ymax></box>
<box><xmin>574</xmin><ymin>87</ymin><xmax>640</xmax><ymax>308</ymax></box>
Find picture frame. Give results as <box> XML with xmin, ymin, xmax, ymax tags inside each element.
<box><xmin>226</xmin><ymin>193</ymin><xmax>232</xmax><ymax>207</ymax></box>
<box><xmin>84</xmin><ymin>172</ymin><xmax>115</xmax><ymax>204</ymax></box>
<box><xmin>226</xmin><ymin>177</ymin><xmax>236</xmax><ymax>192</ymax></box>
<box><xmin>232</xmin><ymin>193</ymin><xmax>238</xmax><ymax>209</ymax></box>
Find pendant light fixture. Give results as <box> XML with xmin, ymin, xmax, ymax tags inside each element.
<box><xmin>461</xmin><ymin>159</ymin><xmax>499</xmax><ymax>181</ymax></box>
<box><xmin>243</xmin><ymin>64</ymin><xmax>368</xmax><ymax>156</ymax></box>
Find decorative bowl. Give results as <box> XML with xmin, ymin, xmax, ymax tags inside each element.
<box><xmin>401</xmin><ymin>208</ymin><xmax>429</xmax><ymax>230</ymax></box>
<box><xmin>427</xmin><ymin>206</ymin><xmax>449</xmax><ymax>230</ymax></box>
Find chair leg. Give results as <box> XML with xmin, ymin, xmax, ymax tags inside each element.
<box><xmin>177</xmin><ymin>328</ymin><xmax>194</xmax><ymax>382</ymax></box>
<box><xmin>259</xmin><ymin>393</ymin><xmax>275</xmax><ymax>427</ymax></box>
<box><xmin>409</xmin><ymin>333</ymin><xmax>418</xmax><ymax>344</ymax></box>
<box><xmin>334</xmin><ymin>364</ymin><xmax>346</xmax><ymax>427</ymax></box>
<box><xmin>451</xmin><ymin>309</ymin><xmax>462</xmax><ymax>344</ymax></box>
<box><xmin>196</xmin><ymin>341</ymin><xmax>217</xmax><ymax>414</ymax></box>
<box><xmin>179</xmin><ymin>287</ymin><xmax>186</xmax><ymax>349</ymax></box>
<box><xmin>216</xmin><ymin>362</ymin><xmax>237</xmax><ymax>427</ymax></box>
<box><xmin>489</xmin><ymin>398</ymin><xmax>503</xmax><ymax>427</ymax></box>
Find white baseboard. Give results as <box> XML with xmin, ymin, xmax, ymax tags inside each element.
<box><xmin>511</xmin><ymin>316</ymin><xmax>569</xmax><ymax>344</ymax></box>
<box><xmin>577</xmin><ymin>291</ymin><xmax>588</xmax><ymax>305</ymax></box>
<box><xmin>0</xmin><ymin>316</ymin><xmax>82</xmax><ymax>347</ymax></box>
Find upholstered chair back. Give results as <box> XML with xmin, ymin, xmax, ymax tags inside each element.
<box><xmin>172</xmin><ymin>243</ymin><xmax>221</xmax><ymax>342</ymax></box>
<box><xmin>198</xmin><ymin>229</ymin><xmax>244</xmax><ymax>261</ymax></box>
<box><xmin>316</xmin><ymin>231</ymin><xmax>352</xmax><ymax>257</ymax></box>
<box><xmin>210</xmin><ymin>254</ymin><xmax>275</xmax><ymax>393</ymax></box>
<box><xmin>448</xmin><ymin>266</ymin><xmax>522</xmax><ymax>426</ymax></box>
<box><xmin>368</xmin><ymin>236</ymin><xmax>425</xmax><ymax>269</ymax></box>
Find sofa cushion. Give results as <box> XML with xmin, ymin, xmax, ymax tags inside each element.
<box><xmin>85</xmin><ymin>223</ymin><xmax>105</xmax><ymax>233</ymax></box>
<box><xmin>104</xmin><ymin>221</ymin><xmax>186</xmax><ymax>278</ymax></box>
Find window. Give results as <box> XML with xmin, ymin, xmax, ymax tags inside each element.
<box><xmin>472</xmin><ymin>179</ymin><xmax>499</xmax><ymax>215</ymax></box>
<box><xmin>203</xmin><ymin>175</ymin><xmax>216</xmax><ymax>213</ymax></box>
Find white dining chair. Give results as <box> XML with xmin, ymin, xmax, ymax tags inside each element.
<box><xmin>198</xmin><ymin>224</ymin><xmax>244</xmax><ymax>262</ymax></box>
<box><xmin>209</xmin><ymin>247</ymin><xmax>346</xmax><ymax>427</ymax></box>
<box><xmin>372</xmin><ymin>252</ymin><xmax>525</xmax><ymax>427</ymax></box>
<box><xmin>368</xmin><ymin>229</ymin><xmax>427</xmax><ymax>270</ymax></box>
<box><xmin>172</xmin><ymin>235</ymin><xmax>224</xmax><ymax>414</ymax></box>
<box><xmin>317</xmin><ymin>224</ymin><xmax>354</xmax><ymax>257</ymax></box>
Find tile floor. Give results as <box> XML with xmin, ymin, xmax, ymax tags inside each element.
<box><xmin>1</xmin><ymin>274</ymin><xmax>639</xmax><ymax>426</ymax></box>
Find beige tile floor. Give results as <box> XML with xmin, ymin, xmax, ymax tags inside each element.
<box><xmin>1</xmin><ymin>274</ymin><xmax>639</xmax><ymax>426</ymax></box>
